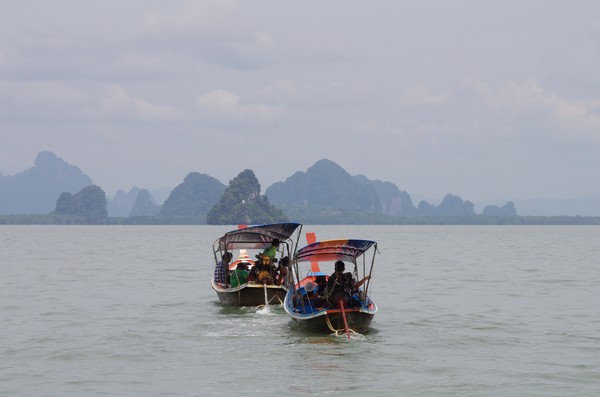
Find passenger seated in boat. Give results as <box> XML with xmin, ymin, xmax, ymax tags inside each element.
<box><xmin>262</xmin><ymin>238</ymin><xmax>280</xmax><ymax>261</ymax></box>
<box><xmin>213</xmin><ymin>251</ymin><xmax>232</xmax><ymax>287</ymax></box>
<box><xmin>325</xmin><ymin>261</ymin><xmax>353</xmax><ymax>307</ymax></box>
<box><xmin>325</xmin><ymin>261</ymin><xmax>370</xmax><ymax>308</ymax></box>
<box><xmin>229</xmin><ymin>262</ymin><xmax>249</xmax><ymax>288</ymax></box>
<box><xmin>248</xmin><ymin>263</ymin><xmax>257</xmax><ymax>282</ymax></box>
<box><xmin>292</xmin><ymin>282</ymin><xmax>318</xmax><ymax>312</ymax></box>
<box><xmin>315</xmin><ymin>275</ymin><xmax>327</xmax><ymax>293</ymax></box>
<box><xmin>274</xmin><ymin>256</ymin><xmax>290</xmax><ymax>285</ymax></box>
<box><xmin>303</xmin><ymin>281</ymin><xmax>317</xmax><ymax>300</ymax></box>
<box><xmin>254</xmin><ymin>254</ymin><xmax>274</xmax><ymax>285</ymax></box>
<box><xmin>312</xmin><ymin>275</ymin><xmax>328</xmax><ymax>307</ymax></box>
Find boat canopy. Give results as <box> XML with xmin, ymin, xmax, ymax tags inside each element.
<box><xmin>217</xmin><ymin>222</ymin><xmax>302</xmax><ymax>250</ymax></box>
<box><xmin>294</xmin><ymin>239</ymin><xmax>376</xmax><ymax>264</ymax></box>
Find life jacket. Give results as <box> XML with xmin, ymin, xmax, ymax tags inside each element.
<box><xmin>255</xmin><ymin>255</ymin><xmax>274</xmax><ymax>284</ymax></box>
<box><xmin>257</xmin><ymin>270</ymin><xmax>273</xmax><ymax>284</ymax></box>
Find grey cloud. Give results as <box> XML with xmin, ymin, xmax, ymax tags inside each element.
<box><xmin>2</xmin><ymin>0</ymin><xmax>600</xmax><ymax>201</ymax></box>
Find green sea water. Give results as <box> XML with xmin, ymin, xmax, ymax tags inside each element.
<box><xmin>1</xmin><ymin>225</ymin><xmax>598</xmax><ymax>396</ymax></box>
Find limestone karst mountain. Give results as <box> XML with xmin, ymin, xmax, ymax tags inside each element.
<box><xmin>0</xmin><ymin>151</ymin><xmax>93</xmax><ymax>214</ymax></box>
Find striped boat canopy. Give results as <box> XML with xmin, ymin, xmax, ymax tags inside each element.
<box><xmin>294</xmin><ymin>239</ymin><xmax>376</xmax><ymax>264</ymax></box>
<box><xmin>217</xmin><ymin>222</ymin><xmax>302</xmax><ymax>250</ymax></box>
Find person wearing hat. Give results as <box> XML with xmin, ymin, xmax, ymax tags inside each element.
<box><xmin>292</xmin><ymin>281</ymin><xmax>318</xmax><ymax>311</ymax></box>
<box><xmin>303</xmin><ymin>281</ymin><xmax>317</xmax><ymax>299</ymax></box>
<box><xmin>235</xmin><ymin>249</ymin><xmax>252</xmax><ymax>264</ymax></box>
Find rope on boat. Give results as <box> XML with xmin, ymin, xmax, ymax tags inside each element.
<box><xmin>272</xmin><ymin>294</ymin><xmax>283</xmax><ymax>305</ymax></box>
<box><xmin>255</xmin><ymin>291</ymin><xmax>284</xmax><ymax>308</ymax></box>
<box><xmin>324</xmin><ymin>314</ymin><xmax>358</xmax><ymax>337</ymax></box>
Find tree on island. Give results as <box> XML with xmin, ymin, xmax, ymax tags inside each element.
<box><xmin>53</xmin><ymin>185</ymin><xmax>108</xmax><ymax>224</ymax></box>
<box><xmin>207</xmin><ymin>169</ymin><xmax>288</xmax><ymax>225</ymax></box>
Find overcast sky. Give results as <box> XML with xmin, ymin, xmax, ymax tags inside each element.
<box><xmin>2</xmin><ymin>1</ymin><xmax>600</xmax><ymax>203</ymax></box>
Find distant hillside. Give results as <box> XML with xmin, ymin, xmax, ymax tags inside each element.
<box><xmin>482</xmin><ymin>201</ymin><xmax>517</xmax><ymax>217</ymax></box>
<box><xmin>207</xmin><ymin>169</ymin><xmax>288</xmax><ymax>224</ymax></box>
<box><xmin>0</xmin><ymin>151</ymin><xmax>93</xmax><ymax>214</ymax></box>
<box><xmin>107</xmin><ymin>187</ymin><xmax>141</xmax><ymax>217</ymax></box>
<box><xmin>352</xmin><ymin>174</ymin><xmax>418</xmax><ymax>216</ymax></box>
<box><xmin>53</xmin><ymin>185</ymin><xmax>108</xmax><ymax>224</ymax></box>
<box><xmin>417</xmin><ymin>194</ymin><xmax>476</xmax><ymax>217</ymax></box>
<box><xmin>130</xmin><ymin>189</ymin><xmax>160</xmax><ymax>217</ymax></box>
<box><xmin>159</xmin><ymin>172</ymin><xmax>226</xmax><ymax>221</ymax></box>
<box><xmin>107</xmin><ymin>187</ymin><xmax>169</xmax><ymax>217</ymax></box>
<box><xmin>265</xmin><ymin>159</ymin><xmax>511</xmax><ymax>222</ymax></box>
<box><xmin>266</xmin><ymin>159</ymin><xmax>384</xmax><ymax>214</ymax></box>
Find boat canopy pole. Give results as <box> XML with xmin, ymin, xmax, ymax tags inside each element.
<box><xmin>288</xmin><ymin>226</ymin><xmax>304</xmax><ymax>292</ymax></box>
<box><xmin>293</xmin><ymin>225</ymin><xmax>303</xmax><ymax>258</ymax></box>
<box><xmin>361</xmin><ymin>255</ymin><xmax>366</xmax><ymax>285</ymax></box>
<box><xmin>292</xmin><ymin>261</ymin><xmax>301</xmax><ymax>294</ymax></box>
<box><xmin>363</xmin><ymin>243</ymin><xmax>378</xmax><ymax>298</ymax></box>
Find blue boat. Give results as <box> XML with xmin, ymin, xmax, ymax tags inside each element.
<box><xmin>284</xmin><ymin>239</ymin><xmax>378</xmax><ymax>337</ymax></box>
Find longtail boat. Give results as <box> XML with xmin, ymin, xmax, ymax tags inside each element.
<box><xmin>210</xmin><ymin>222</ymin><xmax>302</xmax><ymax>306</ymax></box>
<box><xmin>284</xmin><ymin>239</ymin><xmax>378</xmax><ymax>336</ymax></box>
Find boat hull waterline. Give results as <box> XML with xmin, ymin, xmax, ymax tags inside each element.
<box><xmin>287</xmin><ymin>306</ymin><xmax>377</xmax><ymax>335</ymax></box>
<box><xmin>211</xmin><ymin>279</ymin><xmax>287</xmax><ymax>306</ymax></box>
<box><xmin>284</xmin><ymin>291</ymin><xmax>377</xmax><ymax>334</ymax></box>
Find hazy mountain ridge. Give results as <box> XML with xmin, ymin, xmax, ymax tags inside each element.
<box><xmin>130</xmin><ymin>189</ymin><xmax>160</xmax><ymax>217</ymax></box>
<box><xmin>108</xmin><ymin>187</ymin><xmax>141</xmax><ymax>217</ymax></box>
<box><xmin>352</xmin><ymin>174</ymin><xmax>418</xmax><ymax>217</ymax></box>
<box><xmin>265</xmin><ymin>159</ymin><xmax>511</xmax><ymax>218</ymax></box>
<box><xmin>266</xmin><ymin>160</ymin><xmax>383</xmax><ymax>213</ymax></box>
<box><xmin>0</xmin><ymin>151</ymin><xmax>93</xmax><ymax>214</ymax></box>
<box><xmin>481</xmin><ymin>197</ymin><xmax>600</xmax><ymax>217</ymax></box>
<box><xmin>159</xmin><ymin>172</ymin><xmax>226</xmax><ymax>219</ymax></box>
<box><xmin>2</xmin><ymin>151</ymin><xmax>599</xmax><ymax>218</ymax></box>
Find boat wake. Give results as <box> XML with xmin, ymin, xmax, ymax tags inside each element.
<box><xmin>256</xmin><ymin>305</ymin><xmax>272</xmax><ymax>315</ymax></box>
<box><xmin>329</xmin><ymin>331</ymin><xmax>366</xmax><ymax>341</ymax></box>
